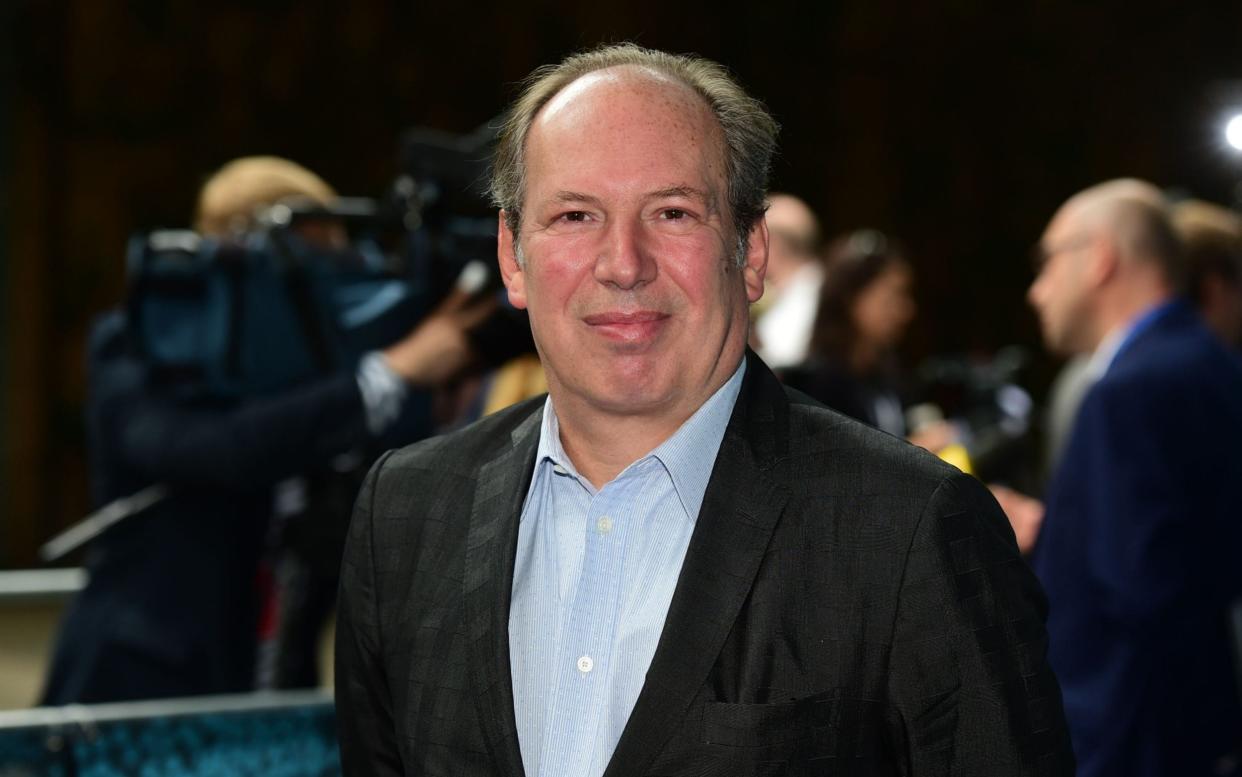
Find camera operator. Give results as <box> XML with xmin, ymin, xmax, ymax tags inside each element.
<box><xmin>41</xmin><ymin>156</ymin><xmax>489</xmax><ymax>704</ymax></box>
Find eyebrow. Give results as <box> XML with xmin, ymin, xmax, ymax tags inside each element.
<box><xmin>545</xmin><ymin>187</ymin><xmax>721</xmax><ymax>215</ymax></box>
<box><xmin>551</xmin><ymin>191</ymin><xmax>604</xmax><ymax>207</ymax></box>
<box><xmin>650</xmin><ymin>185</ymin><xmax>706</xmax><ymax>200</ymax></box>
<box><xmin>650</xmin><ymin>186</ymin><xmax>718</xmax><ymax>211</ymax></box>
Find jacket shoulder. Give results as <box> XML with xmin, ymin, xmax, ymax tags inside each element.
<box><xmin>377</xmin><ymin>394</ymin><xmax>544</xmax><ymax>481</ymax></box>
<box><xmin>783</xmin><ymin>386</ymin><xmax>958</xmax><ymax>495</ymax></box>
<box><xmin>1110</xmin><ymin>306</ymin><xmax>1241</xmax><ymax>381</ymax></box>
<box><xmin>1094</xmin><ymin>316</ymin><xmax>1242</xmax><ymax>420</ymax></box>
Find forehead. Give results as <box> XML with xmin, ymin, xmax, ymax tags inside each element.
<box><xmin>1043</xmin><ymin>199</ymin><xmax>1095</xmax><ymax>255</ymax></box>
<box><xmin>525</xmin><ymin>67</ymin><xmax>725</xmax><ymax>177</ymax></box>
<box><xmin>540</xmin><ymin>66</ymin><xmax>704</xmax><ymax>120</ymax></box>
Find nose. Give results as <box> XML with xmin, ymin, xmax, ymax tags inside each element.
<box><xmin>1027</xmin><ymin>274</ymin><xmax>1045</xmax><ymax>310</ymax></box>
<box><xmin>594</xmin><ymin>219</ymin><xmax>656</xmax><ymax>290</ymax></box>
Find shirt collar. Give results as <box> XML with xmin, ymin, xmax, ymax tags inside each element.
<box><xmin>1084</xmin><ymin>325</ymin><xmax>1128</xmax><ymax>382</ymax></box>
<box><xmin>531</xmin><ymin>359</ymin><xmax>747</xmax><ymax>522</ymax></box>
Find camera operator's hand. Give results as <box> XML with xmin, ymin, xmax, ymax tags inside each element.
<box><xmin>988</xmin><ymin>484</ymin><xmax>1045</xmax><ymax>555</ymax></box>
<box><xmin>907</xmin><ymin>419</ymin><xmax>957</xmax><ymax>454</ymax></box>
<box><xmin>382</xmin><ymin>290</ymin><xmax>496</xmax><ymax>387</ymax></box>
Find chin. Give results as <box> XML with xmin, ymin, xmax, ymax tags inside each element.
<box><xmin>583</xmin><ymin>378</ymin><xmax>680</xmax><ymax>416</ymax></box>
<box><xmin>595</xmin><ymin>383</ymin><xmax>673</xmax><ymax>412</ymax></box>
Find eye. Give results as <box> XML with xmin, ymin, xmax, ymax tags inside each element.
<box><xmin>660</xmin><ymin>208</ymin><xmax>688</xmax><ymax>221</ymax></box>
<box><xmin>559</xmin><ymin>211</ymin><xmax>589</xmax><ymax>223</ymax></box>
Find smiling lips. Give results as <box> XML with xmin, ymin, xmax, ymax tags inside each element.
<box><xmin>582</xmin><ymin>310</ymin><xmax>670</xmax><ymax>343</ymax></box>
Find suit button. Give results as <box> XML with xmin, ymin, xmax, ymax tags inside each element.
<box><xmin>577</xmin><ymin>655</ymin><xmax>594</xmax><ymax>674</ymax></box>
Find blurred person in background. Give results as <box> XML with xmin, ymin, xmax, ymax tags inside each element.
<box><xmin>1172</xmin><ymin>198</ymin><xmax>1242</xmax><ymax>350</ymax></box>
<box><xmin>1023</xmin><ymin>179</ymin><xmax>1242</xmax><ymax>777</ymax></box>
<box><xmin>194</xmin><ymin>155</ymin><xmax>347</xmax><ymax>245</ymax></box>
<box><xmin>782</xmin><ymin>230</ymin><xmax>954</xmax><ymax>452</ymax></box>
<box><xmin>41</xmin><ymin>156</ymin><xmax>487</xmax><ymax>704</ymax></box>
<box><xmin>1038</xmin><ymin>354</ymin><xmax>1093</xmax><ymax>481</ymax></box>
<box><xmin>782</xmin><ymin>230</ymin><xmax>914</xmax><ymax>436</ymax></box>
<box><xmin>751</xmin><ymin>192</ymin><xmax>823</xmax><ymax>369</ymax></box>
<box><xmin>1006</xmin><ymin>194</ymin><xmax>1242</xmax><ymax>542</ymax></box>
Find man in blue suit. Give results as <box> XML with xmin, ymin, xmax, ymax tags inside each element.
<box><xmin>1028</xmin><ymin>179</ymin><xmax>1242</xmax><ymax>777</ymax></box>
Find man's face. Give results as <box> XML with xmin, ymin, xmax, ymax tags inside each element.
<box><xmin>1028</xmin><ymin>208</ymin><xmax>1095</xmax><ymax>356</ymax></box>
<box><xmin>763</xmin><ymin>194</ymin><xmax>817</xmax><ymax>287</ymax></box>
<box><xmin>853</xmin><ymin>263</ymin><xmax>915</xmax><ymax>350</ymax></box>
<box><xmin>498</xmin><ymin>69</ymin><xmax>767</xmax><ymax>424</ymax></box>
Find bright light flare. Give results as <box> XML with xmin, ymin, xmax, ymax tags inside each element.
<box><xmin>1226</xmin><ymin>114</ymin><xmax>1242</xmax><ymax>152</ymax></box>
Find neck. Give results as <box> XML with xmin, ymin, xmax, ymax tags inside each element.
<box><xmin>555</xmin><ymin>412</ymin><xmax>676</xmax><ymax>489</ymax></box>
<box><xmin>549</xmin><ymin>359</ymin><xmax>743</xmax><ymax>490</ymax></box>
<box><xmin>1090</xmin><ymin>276</ymin><xmax>1173</xmax><ymax>352</ymax></box>
<box><xmin>850</xmin><ymin>341</ymin><xmax>881</xmax><ymax>374</ymax></box>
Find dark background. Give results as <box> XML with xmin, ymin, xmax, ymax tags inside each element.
<box><xmin>4</xmin><ymin>0</ymin><xmax>1242</xmax><ymax>568</ymax></box>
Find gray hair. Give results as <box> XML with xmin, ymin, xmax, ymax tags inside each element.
<box><xmin>489</xmin><ymin>43</ymin><xmax>779</xmax><ymax>263</ymax></box>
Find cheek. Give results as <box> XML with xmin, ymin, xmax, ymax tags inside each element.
<box><xmin>692</xmin><ymin>265</ymin><xmax>744</xmax><ymax>321</ymax></box>
<box><xmin>660</xmin><ymin>238</ymin><xmax>739</xmax><ymax>297</ymax></box>
<box><xmin>896</xmin><ymin>292</ymin><xmax>916</xmax><ymax>324</ymax></box>
<box><xmin>877</xmin><ymin>300</ymin><xmax>904</xmax><ymax>333</ymax></box>
<box><xmin>853</xmin><ymin>289</ymin><xmax>885</xmax><ymax>329</ymax></box>
<box><xmin>524</xmin><ymin>273</ymin><xmax>574</xmax><ymax>321</ymax></box>
<box><xmin>523</xmin><ymin>242</ymin><xmax>597</xmax><ymax>303</ymax></box>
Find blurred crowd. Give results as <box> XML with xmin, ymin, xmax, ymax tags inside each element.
<box><xmin>35</xmin><ymin>153</ymin><xmax>1242</xmax><ymax>773</ymax></box>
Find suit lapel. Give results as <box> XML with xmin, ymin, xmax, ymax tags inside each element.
<box><xmin>604</xmin><ymin>353</ymin><xmax>792</xmax><ymax>777</ymax></box>
<box><xmin>465</xmin><ymin>407</ymin><xmax>542</xmax><ymax>777</ymax></box>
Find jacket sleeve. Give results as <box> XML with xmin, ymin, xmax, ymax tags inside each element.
<box><xmin>335</xmin><ymin>451</ymin><xmax>405</xmax><ymax>776</ymax></box>
<box><xmin>885</xmin><ymin>472</ymin><xmax>1075</xmax><ymax>776</ymax></box>
<box><xmin>103</xmin><ymin>363</ymin><xmax>370</xmax><ymax>490</ymax></box>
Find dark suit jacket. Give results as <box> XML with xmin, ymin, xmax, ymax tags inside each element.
<box><xmin>1034</xmin><ymin>302</ymin><xmax>1242</xmax><ymax>777</ymax></box>
<box><xmin>336</xmin><ymin>352</ymin><xmax>1073</xmax><ymax>776</ymax></box>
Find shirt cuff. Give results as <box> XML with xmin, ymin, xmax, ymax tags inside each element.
<box><xmin>355</xmin><ymin>351</ymin><xmax>409</xmax><ymax>435</ymax></box>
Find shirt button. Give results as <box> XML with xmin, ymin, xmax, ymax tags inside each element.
<box><xmin>552</xmin><ymin>464</ymin><xmax>568</xmax><ymax>476</ymax></box>
<box><xmin>596</xmin><ymin>516</ymin><xmax>613</xmax><ymax>534</ymax></box>
<box><xmin>577</xmin><ymin>655</ymin><xmax>594</xmax><ymax>674</ymax></box>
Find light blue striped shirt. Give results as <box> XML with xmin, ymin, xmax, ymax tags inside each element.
<box><xmin>509</xmin><ymin>360</ymin><xmax>746</xmax><ymax>777</ymax></box>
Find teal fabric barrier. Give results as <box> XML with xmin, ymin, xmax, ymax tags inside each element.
<box><xmin>0</xmin><ymin>691</ymin><xmax>339</xmax><ymax>777</ymax></box>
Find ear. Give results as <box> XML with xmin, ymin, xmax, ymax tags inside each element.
<box><xmin>742</xmin><ymin>217</ymin><xmax>769</xmax><ymax>303</ymax></box>
<box><xmin>497</xmin><ymin>211</ymin><xmax>528</xmax><ymax>310</ymax></box>
<box><xmin>1085</xmin><ymin>233</ymin><xmax>1118</xmax><ymax>288</ymax></box>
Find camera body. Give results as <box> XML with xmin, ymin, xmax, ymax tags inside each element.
<box><xmin>126</xmin><ymin>228</ymin><xmax>425</xmax><ymax>397</ymax></box>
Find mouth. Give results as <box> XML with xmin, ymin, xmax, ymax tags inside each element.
<box><xmin>582</xmin><ymin>310</ymin><xmax>670</xmax><ymax>344</ymax></box>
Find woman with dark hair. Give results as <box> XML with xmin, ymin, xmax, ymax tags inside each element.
<box><xmin>782</xmin><ymin>229</ymin><xmax>917</xmax><ymax>436</ymax></box>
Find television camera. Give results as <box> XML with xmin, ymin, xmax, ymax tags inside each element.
<box><xmin>910</xmin><ymin>346</ymin><xmax>1037</xmax><ymax>487</ymax></box>
<box><xmin>41</xmin><ymin>123</ymin><xmax>531</xmax><ymax>562</ymax></box>
<box><xmin>127</xmin><ymin>120</ymin><xmax>527</xmax><ymax>399</ymax></box>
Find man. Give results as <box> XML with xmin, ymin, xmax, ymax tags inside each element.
<box><xmin>1172</xmin><ymin>198</ymin><xmax>1242</xmax><ymax>350</ymax></box>
<box><xmin>1027</xmin><ymin>179</ymin><xmax>1242</xmax><ymax>777</ymax></box>
<box><xmin>336</xmin><ymin>44</ymin><xmax>1071</xmax><ymax>776</ymax></box>
<box><xmin>42</xmin><ymin>157</ymin><xmax>483</xmax><ymax>704</ymax></box>
<box><xmin>752</xmin><ymin>192</ymin><xmax>824</xmax><ymax>369</ymax></box>
<box><xmin>1028</xmin><ymin>198</ymin><xmax>1241</xmax><ymax>497</ymax></box>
